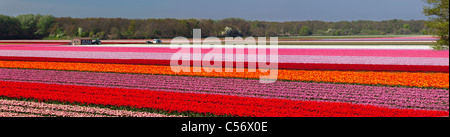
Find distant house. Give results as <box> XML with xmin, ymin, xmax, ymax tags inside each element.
<box><xmin>72</xmin><ymin>38</ymin><xmax>92</xmax><ymax>45</ymax></box>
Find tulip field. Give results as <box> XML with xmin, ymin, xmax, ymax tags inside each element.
<box><xmin>0</xmin><ymin>42</ymin><xmax>449</xmax><ymax>117</ymax></box>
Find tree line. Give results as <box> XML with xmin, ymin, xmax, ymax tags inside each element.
<box><xmin>1</xmin><ymin>14</ymin><xmax>429</xmax><ymax>40</ymax></box>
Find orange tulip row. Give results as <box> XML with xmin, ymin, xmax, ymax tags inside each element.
<box><xmin>0</xmin><ymin>60</ymin><xmax>448</xmax><ymax>88</ymax></box>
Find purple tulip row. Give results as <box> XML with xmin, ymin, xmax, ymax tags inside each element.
<box><xmin>0</xmin><ymin>68</ymin><xmax>448</xmax><ymax>111</ymax></box>
<box><xmin>0</xmin><ymin>99</ymin><xmax>181</xmax><ymax>117</ymax></box>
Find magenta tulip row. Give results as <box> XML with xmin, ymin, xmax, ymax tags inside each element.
<box><xmin>0</xmin><ymin>50</ymin><xmax>448</xmax><ymax>66</ymax></box>
<box><xmin>0</xmin><ymin>99</ymin><xmax>181</xmax><ymax>117</ymax></box>
<box><xmin>0</xmin><ymin>68</ymin><xmax>447</xmax><ymax>111</ymax></box>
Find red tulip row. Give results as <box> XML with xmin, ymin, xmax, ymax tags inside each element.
<box><xmin>0</xmin><ymin>81</ymin><xmax>447</xmax><ymax>117</ymax></box>
<box><xmin>0</xmin><ymin>56</ymin><xmax>448</xmax><ymax>72</ymax></box>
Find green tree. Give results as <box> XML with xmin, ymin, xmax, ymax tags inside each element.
<box><xmin>299</xmin><ymin>26</ymin><xmax>312</xmax><ymax>36</ymax></box>
<box><xmin>423</xmin><ymin>0</ymin><xmax>449</xmax><ymax>50</ymax></box>
<box><xmin>153</xmin><ymin>29</ymin><xmax>162</xmax><ymax>38</ymax></box>
<box><xmin>77</xmin><ymin>27</ymin><xmax>89</xmax><ymax>37</ymax></box>
<box><xmin>89</xmin><ymin>31</ymin><xmax>95</xmax><ymax>37</ymax></box>
<box><xmin>35</xmin><ymin>15</ymin><xmax>56</xmax><ymax>36</ymax></box>
<box><xmin>403</xmin><ymin>24</ymin><xmax>411</xmax><ymax>30</ymax></box>
<box><xmin>96</xmin><ymin>32</ymin><xmax>106</xmax><ymax>39</ymax></box>
<box><xmin>0</xmin><ymin>14</ymin><xmax>21</xmax><ymax>39</ymax></box>
<box><xmin>78</xmin><ymin>28</ymin><xmax>83</xmax><ymax>36</ymax></box>
<box><xmin>16</xmin><ymin>14</ymin><xmax>37</xmax><ymax>37</ymax></box>
<box><xmin>126</xmin><ymin>20</ymin><xmax>136</xmax><ymax>38</ymax></box>
<box><xmin>109</xmin><ymin>27</ymin><xmax>121</xmax><ymax>39</ymax></box>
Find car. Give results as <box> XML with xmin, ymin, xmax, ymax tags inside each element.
<box><xmin>153</xmin><ymin>39</ymin><xmax>162</xmax><ymax>44</ymax></box>
<box><xmin>92</xmin><ymin>39</ymin><xmax>101</xmax><ymax>45</ymax></box>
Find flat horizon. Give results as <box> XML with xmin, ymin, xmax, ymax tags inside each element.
<box><xmin>0</xmin><ymin>0</ymin><xmax>429</xmax><ymax>22</ymax></box>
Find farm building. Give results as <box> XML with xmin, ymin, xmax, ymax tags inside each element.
<box><xmin>71</xmin><ymin>38</ymin><xmax>92</xmax><ymax>45</ymax></box>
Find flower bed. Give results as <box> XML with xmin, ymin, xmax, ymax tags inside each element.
<box><xmin>0</xmin><ymin>81</ymin><xmax>447</xmax><ymax>117</ymax></box>
<box><xmin>0</xmin><ymin>44</ymin><xmax>448</xmax><ymax>117</ymax></box>
<box><xmin>1</xmin><ymin>68</ymin><xmax>448</xmax><ymax>111</ymax></box>
<box><xmin>0</xmin><ymin>60</ymin><xmax>447</xmax><ymax>88</ymax></box>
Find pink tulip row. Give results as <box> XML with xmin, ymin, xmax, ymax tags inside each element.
<box><xmin>0</xmin><ymin>99</ymin><xmax>182</xmax><ymax>117</ymax></box>
<box><xmin>0</xmin><ymin>104</ymin><xmax>107</xmax><ymax>117</ymax></box>
<box><xmin>1</xmin><ymin>44</ymin><xmax>447</xmax><ymax>58</ymax></box>
<box><xmin>1</xmin><ymin>50</ymin><xmax>448</xmax><ymax>66</ymax></box>
<box><xmin>0</xmin><ymin>112</ymin><xmax>43</xmax><ymax>117</ymax></box>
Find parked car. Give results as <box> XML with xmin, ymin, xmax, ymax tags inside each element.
<box><xmin>92</xmin><ymin>39</ymin><xmax>101</xmax><ymax>45</ymax></box>
<box><xmin>153</xmin><ymin>39</ymin><xmax>162</xmax><ymax>44</ymax></box>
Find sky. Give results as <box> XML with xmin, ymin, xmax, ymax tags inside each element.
<box><xmin>0</xmin><ymin>0</ymin><xmax>430</xmax><ymax>22</ymax></box>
